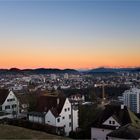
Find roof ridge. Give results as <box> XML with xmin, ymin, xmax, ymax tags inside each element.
<box><xmin>111</xmin><ymin>114</ymin><xmax>120</xmax><ymax>124</ymax></box>
<box><xmin>107</xmin><ymin>123</ymin><xmax>140</xmax><ymax>139</ymax></box>
<box><xmin>127</xmin><ymin>109</ymin><xmax>140</xmax><ymax>128</ymax></box>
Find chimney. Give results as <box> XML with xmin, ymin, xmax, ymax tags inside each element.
<box><xmin>121</xmin><ymin>104</ymin><xmax>124</xmax><ymax>109</ymax></box>
<box><xmin>57</xmin><ymin>98</ymin><xmax>60</xmax><ymax>105</ymax></box>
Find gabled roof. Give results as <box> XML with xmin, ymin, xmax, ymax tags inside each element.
<box><xmin>91</xmin><ymin>104</ymin><xmax>140</xmax><ymax>130</ymax></box>
<box><xmin>36</xmin><ymin>92</ymin><xmax>66</xmax><ymax>117</ymax></box>
<box><xmin>111</xmin><ymin>115</ymin><xmax>120</xmax><ymax>124</ymax></box>
<box><xmin>102</xmin><ymin>115</ymin><xmax>120</xmax><ymax>127</ymax></box>
<box><xmin>107</xmin><ymin>123</ymin><xmax>140</xmax><ymax>139</ymax></box>
<box><xmin>14</xmin><ymin>93</ymin><xmax>29</xmax><ymax>105</ymax></box>
<box><xmin>0</xmin><ymin>89</ymin><xmax>9</xmax><ymax>105</ymax></box>
<box><xmin>14</xmin><ymin>93</ymin><xmax>29</xmax><ymax>109</ymax></box>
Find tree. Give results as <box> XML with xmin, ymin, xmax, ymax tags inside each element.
<box><xmin>78</xmin><ymin>104</ymin><xmax>102</xmax><ymax>138</ymax></box>
<box><xmin>28</xmin><ymin>94</ymin><xmax>38</xmax><ymax>112</ymax></box>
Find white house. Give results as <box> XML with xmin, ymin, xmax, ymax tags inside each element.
<box><xmin>28</xmin><ymin>92</ymin><xmax>78</xmax><ymax>136</ymax></box>
<box><xmin>0</xmin><ymin>89</ymin><xmax>19</xmax><ymax>118</ymax></box>
<box><xmin>91</xmin><ymin>104</ymin><xmax>140</xmax><ymax>140</ymax></box>
<box><xmin>46</xmin><ymin>98</ymin><xmax>74</xmax><ymax>135</ymax></box>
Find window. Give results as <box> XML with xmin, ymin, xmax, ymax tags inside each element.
<box><xmin>112</xmin><ymin>121</ymin><xmax>115</xmax><ymax>124</ymax></box>
<box><xmin>62</xmin><ymin>116</ymin><xmax>65</xmax><ymax>120</ymax></box>
<box><xmin>12</xmin><ymin>104</ymin><xmax>17</xmax><ymax>108</ymax></box>
<box><xmin>109</xmin><ymin>120</ymin><xmax>115</xmax><ymax>125</ymax></box>
<box><xmin>7</xmin><ymin>98</ymin><xmax>15</xmax><ymax>102</ymax></box>
<box><xmin>11</xmin><ymin>98</ymin><xmax>15</xmax><ymax>101</ymax></box>
<box><xmin>69</xmin><ymin>114</ymin><xmax>71</xmax><ymax>119</ymax></box>
<box><xmin>64</xmin><ymin>108</ymin><xmax>67</xmax><ymax>112</ymax></box>
<box><xmin>57</xmin><ymin>118</ymin><xmax>60</xmax><ymax>123</ymax></box>
<box><xmin>68</xmin><ymin>108</ymin><xmax>70</xmax><ymax>111</ymax></box>
<box><xmin>69</xmin><ymin>122</ymin><xmax>71</xmax><ymax>127</ymax></box>
<box><xmin>5</xmin><ymin>105</ymin><xmax>10</xmax><ymax>109</ymax></box>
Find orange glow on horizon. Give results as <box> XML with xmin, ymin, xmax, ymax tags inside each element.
<box><xmin>0</xmin><ymin>39</ymin><xmax>140</xmax><ymax>69</ymax></box>
<box><xmin>0</xmin><ymin>61</ymin><xmax>140</xmax><ymax>70</ymax></box>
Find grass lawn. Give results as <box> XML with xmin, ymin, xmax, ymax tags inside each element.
<box><xmin>0</xmin><ymin>124</ymin><xmax>68</xmax><ymax>139</ymax></box>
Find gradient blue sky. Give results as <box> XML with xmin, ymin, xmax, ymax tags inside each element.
<box><xmin>0</xmin><ymin>0</ymin><xmax>140</xmax><ymax>69</ymax></box>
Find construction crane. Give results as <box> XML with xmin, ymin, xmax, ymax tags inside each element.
<box><xmin>94</xmin><ymin>82</ymin><xmax>109</xmax><ymax>104</ymax></box>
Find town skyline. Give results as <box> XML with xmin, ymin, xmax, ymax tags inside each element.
<box><xmin>0</xmin><ymin>0</ymin><xmax>140</xmax><ymax>69</ymax></box>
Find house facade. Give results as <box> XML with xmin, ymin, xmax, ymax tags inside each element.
<box><xmin>46</xmin><ymin>98</ymin><xmax>73</xmax><ymax>135</ymax></box>
<box><xmin>0</xmin><ymin>89</ymin><xmax>19</xmax><ymax>118</ymax></box>
<box><xmin>28</xmin><ymin>93</ymin><xmax>78</xmax><ymax>136</ymax></box>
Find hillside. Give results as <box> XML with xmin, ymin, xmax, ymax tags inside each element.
<box><xmin>0</xmin><ymin>68</ymin><xmax>79</xmax><ymax>75</ymax></box>
<box><xmin>0</xmin><ymin>124</ymin><xmax>68</xmax><ymax>139</ymax></box>
<box><xmin>86</xmin><ymin>67</ymin><xmax>140</xmax><ymax>74</ymax></box>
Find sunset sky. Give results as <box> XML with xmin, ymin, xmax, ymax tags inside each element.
<box><xmin>0</xmin><ymin>0</ymin><xmax>140</xmax><ymax>69</ymax></box>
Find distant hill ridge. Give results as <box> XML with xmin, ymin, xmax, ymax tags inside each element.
<box><xmin>87</xmin><ymin>67</ymin><xmax>140</xmax><ymax>74</ymax></box>
<box><xmin>0</xmin><ymin>67</ymin><xmax>140</xmax><ymax>75</ymax></box>
<box><xmin>0</xmin><ymin>68</ymin><xmax>79</xmax><ymax>75</ymax></box>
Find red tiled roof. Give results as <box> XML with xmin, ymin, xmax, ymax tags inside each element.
<box><xmin>0</xmin><ymin>89</ymin><xmax>9</xmax><ymax>105</ymax></box>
